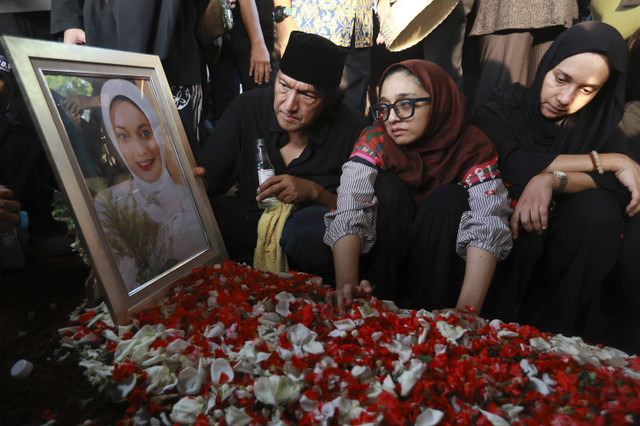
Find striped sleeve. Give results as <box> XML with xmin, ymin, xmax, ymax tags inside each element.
<box><xmin>324</xmin><ymin>161</ymin><xmax>378</xmax><ymax>253</ymax></box>
<box><xmin>456</xmin><ymin>157</ymin><xmax>513</xmax><ymax>261</ymax></box>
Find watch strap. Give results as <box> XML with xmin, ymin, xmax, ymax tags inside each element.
<box><xmin>273</xmin><ymin>6</ymin><xmax>292</xmax><ymax>23</ymax></box>
<box><xmin>550</xmin><ymin>171</ymin><xmax>568</xmax><ymax>193</ymax></box>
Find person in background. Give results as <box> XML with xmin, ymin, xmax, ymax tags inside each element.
<box><xmin>0</xmin><ymin>185</ymin><xmax>23</xmax><ymax>276</ymax></box>
<box><xmin>196</xmin><ymin>31</ymin><xmax>367</xmax><ymax>279</ymax></box>
<box><xmin>473</xmin><ymin>21</ymin><xmax>640</xmax><ymax>342</ymax></box>
<box><xmin>273</xmin><ymin>0</ymin><xmax>374</xmax><ymax>113</ymax></box>
<box><xmin>0</xmin><ymin>186</ymin><xmax>21</xmax><ymax>234</ymax></box>
<box><xmin>50</xmin><ymin>0</ymin><xmax>209</xmax><ymax>156</ymax></box>
<box><xmin>420</xmin><ymin>0</ymin><xmax>476</xmax><ymax>91</ymax></box>
<box><xmin>466</xmin><ymin>0</ymin><xmax>580</xmax><ymax>115</ymax></box>
<box><xmin>207</xmin><ymin>0</ymin><xmax>274</xmax><ymax>126</ymax></box>
<box><xmin>0</xmin><ymin>8</ymin><xmax>73</xmax><ymax>258</ymax></box>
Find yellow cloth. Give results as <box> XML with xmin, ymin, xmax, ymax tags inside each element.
<box><xmin>590</xmin><ymin>0</ymin><xmax>640</xmax><ymax>39</ymax></box>
<box><xmin>253</xmin><ymin>202</ymin><xmax>294</xmax><ymax>273</ymax></box>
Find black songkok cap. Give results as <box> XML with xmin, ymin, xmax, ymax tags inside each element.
<box><xmin>279</xmin><ymin>31</ymin><xmax>346</xmax><ymax>89</ymax></box>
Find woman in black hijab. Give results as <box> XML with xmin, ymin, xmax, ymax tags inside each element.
<box><xmin>473</xmin><ymin>21</ymin><xmax>640</xmax><ymax>341</ymax></box>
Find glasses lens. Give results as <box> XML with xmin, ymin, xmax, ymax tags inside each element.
<box><xmin>395</xmin><ymin>99</ymin><xmax>414</xmax><ymax>119</ymax></box>
<box><xmin>372</xmin><ymin>104</ymin><xmax>389</xmax><ymax>122</ymax></box>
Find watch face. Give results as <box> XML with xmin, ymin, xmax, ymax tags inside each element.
<box><xmin>273</xmin><ymin>6</ymin><xmax>288</xmax><ymax>23</ymax></box>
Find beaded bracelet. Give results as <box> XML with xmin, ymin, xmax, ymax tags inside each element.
<box><xmin>589</xmin><ymin>150</ymin><xmax>604</xmax><ymax>175</ymax></box>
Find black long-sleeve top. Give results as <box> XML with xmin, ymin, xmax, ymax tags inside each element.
<box><xmin>196</xmin><ymin>87</ymin><xmax>368</xmax><ymax>204</ymax></box>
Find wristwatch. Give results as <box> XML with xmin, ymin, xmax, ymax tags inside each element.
<box><xmin>273</xmin><ymin>6</ymin><xmax>292</xmax><ymax>23</ymax></box>
<box><xmin>550</xmin><ymin>171</ymin><xmax>568</xmax><ymax>193</ymax></box>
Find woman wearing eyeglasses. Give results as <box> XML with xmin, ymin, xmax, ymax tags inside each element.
<box><xmin>324</xmin><ymin>60</ymin><xmax>512</xmax><ymax>323</ymax></box>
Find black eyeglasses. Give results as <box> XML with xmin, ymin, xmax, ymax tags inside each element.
<box><xmin>369</xmin><ymin>97</ymin><xmax>432</xmax><ymax>123</ymax></box>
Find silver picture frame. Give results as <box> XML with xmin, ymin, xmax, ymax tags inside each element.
<box><xmin>1</xmin><ymin>35</ymin><xmax>227</xmax><ymax>324</ymax></box>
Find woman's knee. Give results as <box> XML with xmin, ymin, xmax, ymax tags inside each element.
<box><xmin>419</xmin><ymin>183</ymin><xmax>469</xmax><ymax>217</ymax></box>
<box><xmin>374</xmin><ymin>172</ymin><xmax>412</xmax><ymax>207</ymax></box>
<box><xmin>557</xmin><ymin>189</ymin><xmax>624</xmax><ymax>239</ymax></box>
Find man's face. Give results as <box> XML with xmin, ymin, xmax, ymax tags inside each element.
<box><xmin>273</xmin><ymin>71</ymin><xmax>325</xmax><ymax>135</ymax></box>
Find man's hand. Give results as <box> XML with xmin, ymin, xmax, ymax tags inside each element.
<box><xmin>0</xmin><ymin>186</ymin><xmax>21</xmax><ymax>233</ymax></box>
<box><xmin>61</xmin><ymin>95</ymin><xmax>97</xmax><ymax>115</ymax></box>
<box><xmin>510</xmin><ymin>173</ymin><xmax>555</xmax><ymax>239</ymax></box>
<box><xmin>192</xmin><ymin>166</ymin><xmax>210</xmax><ymax>192</ymax></box>
<box><xmin>63</xmin><ymin>28</ymin><xmax>86</xmax><ymax>45</ymax></box>
<box><xmin>59</xmin><ymin>95</ymin><xmax>97</xmax><ymax>126</ymax></box>
<box><xmin>257</xmin><ymin>174</ymin><xmax>328</xmax><ymax>206</ymax></box>
<box><xmin>326</xmin><ymin>279</ymin><xmax>373</xmax><ymax>315</ymax></box>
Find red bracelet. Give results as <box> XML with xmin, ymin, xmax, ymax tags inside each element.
<box><xmin>588</xmin><ymin>151</ymin><xmax>598</xmax><ymax>174</ymax></box>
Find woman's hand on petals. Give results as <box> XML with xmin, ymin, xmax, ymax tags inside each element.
<box><xmin>326</xmin><ymin>279</ymin><xmax>373</xmax><ymax>316</ymax></box>
<box><xmin>433</xmin><ymin>308</ymin><xmax>488</xmax><ymax>331</ymax></box>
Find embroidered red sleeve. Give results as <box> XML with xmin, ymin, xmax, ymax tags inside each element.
<box><xmin>460</xmin><ymin>155</ymin><xmax>500</xmax><ymax>189</ymax></box>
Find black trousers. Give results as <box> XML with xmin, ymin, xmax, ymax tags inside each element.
<box><xmin>484</xmin><ymin>189</ymin><xmax>624</xmax><ymax>340</ymax></box>
<box><xmin>363</xmin><ymin>175</ymin><xmax>469</xmax><ymax>310</ymax></box>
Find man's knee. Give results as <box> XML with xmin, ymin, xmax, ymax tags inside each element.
<box><xmin>280</xmin><ymin>206</ymin><xmax>331</xmax><ymax>268</ymax></box>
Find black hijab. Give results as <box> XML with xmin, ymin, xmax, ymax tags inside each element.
<box><xmin>479</xmin><ymin>21</ymin><xmax>628</xmax><ymax>197</ymax></box>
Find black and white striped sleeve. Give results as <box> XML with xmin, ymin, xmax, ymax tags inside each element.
<box><xmin>456</xmin><ymin>178</ymin><xmax>513</xmax><ymax>261</ymax></box>
<box><xmin>324</xmin><ymin>161</ymin><xmax>379</xmax><ymax>253</ymax></box>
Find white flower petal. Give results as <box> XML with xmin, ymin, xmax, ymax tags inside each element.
<box><xmin>299</xmin><ymin>394</ymin><xmax>317</xmax><ymax>412</ymax></box>
<box><xmin>333</xmin><ymin>319</ymin><xmax>357</xmax><ymax>331</ymax></box>
<box><xmin>415</xmin><ymin>408</ymin><xmax>444</xmax><ymax>426</ymax></box>
<box><xmin>529</xmin><ymin>377</ymin><xmax>553</xmax><ymax>396</ymax></box>
<box><xmin>275</xmin><ymin>291</ymin><xmax>295</xmax><ymax>302</ymax></box>
<box><xmin>115</xmin><ymin>372</ymin><xmax>137</xmax><ymax>400</ymax></box>
<box><xmin>382</xmin><ymin>375</ymin><xmax>397</xmax><ymax>396</ymax></box>
<box><xmin>497</xmin><ymin>330</ymin><xmax>519</xmax><ymax>339</ymax></box>
<box><xmin>398</xmin><ymin>361</ymin><xmax>427</xmax><ymax>397</ymax></box>
<box><xmin>170</xmin><ymin>395</ymin><xmax>205</xmax><ymax>424</ymax></box>
<box><xmin>501</xmin><ymin>403</ymin><xmax>524</xmax><ymax>420</ymax></box>
<box><xmin>303</xmin><ymin>340</ymin><xmax>324</xmax><ymax>354</ymax></box>
<box><xmin>275</xmin><ymin>300</ymin><xmax>291</xmax><ymax>317</ymax></box>
<box><xmin>478</xmin><ymin>408</ymin><xmax>510</xmax><ymax>426</ymax></box>
<box><xmin>254</xmin><ymin>375</ymin><xmax>301</xmax><ymax>406</ymax></box>
<box><xmin>489</xmin><ymin>319</ymin><xmax>504</xmax><ymax>329</ymax></box>
<box><xmin>211</xmin><ymin>358</ymin><xmax>234</xmax><ymax>385</ymax></box>
<box><xmin>225</xmin><ymin>406</ymin><xmax>253</xmax><ymax>425</ymax></box>
<box><xmin>203</xmin><ymin>323</ymin><xmax>225</xmax><ymax>339</ymax></box>
<box><xmin>177</xmin><ymin>366</ymin><xmax>204</xmax><ymax>395</ymax></box>
<box><xmin>436</xmin><ymin>321</ymin><xmax>465</xmax><ymax>342</ymax></box>
<box><xmin>145</xmin><ymin>365</ymin><xmax>178</xmax><ymax>395</ymax></box>
<box><xmin>358</xmin><ymin>303</ymin><xmax>379</xmax><ymax>318</ymax></box>
<box><xmin>351</xmin><ymin>365</ymin><xmax>372</xmax><ymax>380</ymax></box>
<box><xmin>519</xmin><ymin>359</ymin><xmax>537</xmax><ymax>377</ymax></box>
<box><xmin>287</xmin><ymin>323</ymin><xmax>317</xmax><ymax>347</ymax></box>
<box><xmin>258</xmin><ymin>312</ymin><xmax>283</xmax><ymax>326</ymax></box>
<box><xmin>434</xmin><ymin>343</ymin><xmax>447</xmax><ymax>355</ymax></box>
<box><xmin>530</xmin><ymin>337</ymin><xmax>551</xmax><ymax>351</ymax></box>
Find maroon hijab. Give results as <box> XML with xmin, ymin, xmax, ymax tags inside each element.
<box><xmin>380</xmin><ymin>60</ymin><xmax>497</xmax><ymax>203</ymax></box>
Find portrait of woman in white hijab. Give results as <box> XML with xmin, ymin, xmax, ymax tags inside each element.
<box><xmin>96</xmin><ymin>79</ymin><xmax>208</xmax><ymax>293</ymax></box>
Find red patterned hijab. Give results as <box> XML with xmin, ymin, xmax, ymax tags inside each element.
<box><xmin>380</xmin><ymin>60</ymin><xmax>497</xmax><ymax>203</ymax></box>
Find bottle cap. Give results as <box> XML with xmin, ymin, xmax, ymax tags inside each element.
<box><xmin>18</xmin><ymin>211</ymin><xmax>28</xmax><ymax>229</ymax></box>
<box><xmin>10</xmin><ymin>359</ymin><xmax>33</xmax><ymax>379</ymax></box>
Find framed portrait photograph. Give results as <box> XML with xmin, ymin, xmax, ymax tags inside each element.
<box><xmin>1</xmin><ymin>35</ymin><xmax>227</xmax><ymax>324</ymax></box>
